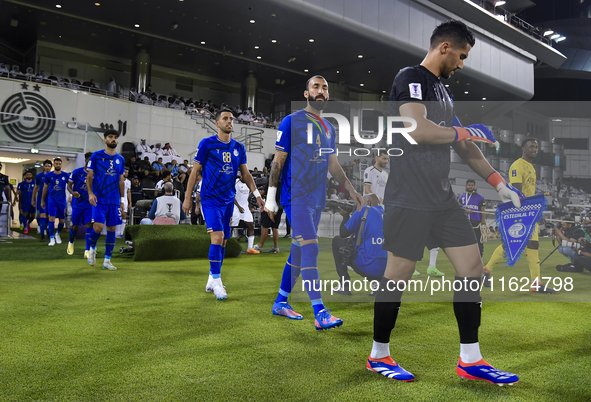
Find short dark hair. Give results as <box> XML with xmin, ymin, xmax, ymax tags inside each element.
<box><xmin>522</xmin><ymin>137</ymin><xmax>538</xmax><ymax>148</ymax></box>
<box><xmin>43</xmin><ymin>159</ymin><xmax>52</xmax><ymax>166</ymax></box>
<box><xmin>215</xmin><ymin>108</ymin><xmax>234</xmax><ymax>120</ymax></box>
<box><xmin>305</xmin><ymin>75</ymin><xmax>327</xmax><ymax>91</ymax></box>
<box><xmin>103</xmin><ymin>129</ymin><xmax>120</xmax><ymax>138</ymax></box>
<box><xmin>24</xmin><ymin>170</ymin><xmax>32</xmax><ymax>176</ymax></box>
<box><xmin>466</xmin><ymin>179</ymin><xmax>476</xmax><ymax>185</ymax></box>
<box><xmin>53</xmin><ymin>157</ymin><xmax>62</xmax><ymax>163</ymax></box>
<box><xmin>378</xmin><ymin>149</ymin><xmax>388</xmax><ymax>156</ymax></box>
<box><xmin>162</xmin><ymin>170</ymin><xmax>171</xmax><ymax>178</ymax></box>
<box><xmin>84</xmin><ymin>152</ymin><xmax>93</xmax><ymax>160</ymax></box>
<box><xmin>430</xmin><ymin>20</ymin><xmax>475</xmax><ymax>49</ymax></box>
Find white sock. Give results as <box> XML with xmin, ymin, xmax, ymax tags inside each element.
<box><xmin>370</xmin><ymin>341</ymin><xmax>390</xmax><ymax>359</ymax></box>
<box><xmin>429</xmin><ymin>247</ymin><xmax>439</xmax><ymax>268</ymax></box>
<box><xmin>460</xmin><ymin>342</ymin><xmax>483</xmax><ymax>364</ymax></box>
<box><xmin>247</xmin><ymin>235</ymin><xmax>254</xmax><ymax>249</ymax></box>
<box><xmin>121</xmin><ymin>219</ymin><xmax>127</xmax><ymax>235</ymax></box>
<box><xmin>115</xmin><ymin>224</ymin><xmax>122</xmax><ymax>236</ymax></box>
<box><xmin>104</xmin><ymin>256</ymin><xmax>111</xmax><ymax>263</ymax></box>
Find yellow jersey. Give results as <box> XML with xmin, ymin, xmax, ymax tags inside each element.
<box><xmin>509</xmin><ymin>158</ymin><xmax>536</xmax><ymax>197</ymax></box>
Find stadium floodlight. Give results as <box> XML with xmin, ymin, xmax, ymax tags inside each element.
<box><xmin>550</xmin><ymin>34</ymin><xmax>560</xmax><ymax>40</ymax></box>
<box><xmin>543</xmin><ymin>30</ymin><xmax>554</xmax><ymax>36</ymax></box>
<box><xmin>556</xmin><ymin>36</ymin><xmax>566</xmax><ymax>43</ymax></box>
<box><xmin>495</xmin><ymin>1</ymin><xmax>506</xmax><ymax>6</ymax></box>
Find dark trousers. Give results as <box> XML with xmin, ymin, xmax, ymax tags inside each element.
<box><xmin>332</xmin><ymin>236</ymin><xmax>381</xmax><ymax>290</ymax></box>
<box><xmin>471</xmin><ymin>222</ymin><xmax>484</xmax><ymax>258</ymax></box>
<box><xmin>191</xmin><ymin>202</ymin><xmax>204</xmax><ymax>225</ymax></box>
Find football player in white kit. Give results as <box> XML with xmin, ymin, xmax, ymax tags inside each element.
<box><xmin>232</xmin><ymin>172</ymin><xmax>259</xmax><ymax>254</ymax></box>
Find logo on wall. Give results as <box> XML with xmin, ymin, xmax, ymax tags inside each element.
<box><xmin>0</xmin><ymin>91</ymin><xmax>56</xmax><ymax>143</ymax></box>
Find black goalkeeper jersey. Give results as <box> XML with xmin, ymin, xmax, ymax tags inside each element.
<box><xmin>385</xmin><ymin>65</ymin><xmax>457</xmax><ymax>211</ymax></box>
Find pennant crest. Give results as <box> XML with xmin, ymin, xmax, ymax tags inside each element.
<box><xmin>496</xmin><ymin>194</ymin><xmax>546</xmax><ymax>267</ymax></box>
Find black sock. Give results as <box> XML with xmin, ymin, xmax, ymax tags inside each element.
<box><xmin>453</xmin><ymin>276</ymin><xmax>481</xmax><ymax>344</ymax></box>
<box><xmin>373</xmin><ymin>276</ymin><xmax>404</xmax><ymax>343</ymax></box>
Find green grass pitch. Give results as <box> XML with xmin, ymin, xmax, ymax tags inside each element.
<box><xmin>1</xmin><ymin>232</ymin><xmax>590</xmax><ymax>401</ymax></box>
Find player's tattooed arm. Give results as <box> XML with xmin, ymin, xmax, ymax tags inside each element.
<box><xmin>269</xmin><ymin>150</ymin><xmax>287</xmax><ymax>188</ymax></box>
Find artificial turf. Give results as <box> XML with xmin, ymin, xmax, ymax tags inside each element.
<box><xmin>1</xmin><ymin>232</ymin><xmax>590</xmax><ymax>401</ymax></box>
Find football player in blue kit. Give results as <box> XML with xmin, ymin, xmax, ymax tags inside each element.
<box><xmin>16</xmin><ymin>170</ymin><xmax>36</xmax><ymax>233</ymax></box>
<box><xmin>86</xmin><ymin>130</ymin><xmax>126</xmax><ymax>271</ymax></box>
<box><xmin>265</xmin><ymin>75</ymin><xmax>363</xmax><ymax>331</ymax></box>
<box><xmin>67</xmin><ymin>152</ymin><xmax>93</xmax><ymax>258</ymax></box>
<box><xmin>32</xmin><ymin>159</ymin><xmax>52</xmax><ymax>241</ymax></box>
<box><xmin>183</xmin><ymin>109</ymin><xmax>264</xmax><ymax>300</ymax></box>
<box><xmin>41</xmin><ymin>158</ymin><xmax>69</xmax><ymax>247</ymax></box>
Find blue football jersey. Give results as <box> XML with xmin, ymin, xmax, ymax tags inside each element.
<box><xmin>69</xmin><ymin>167</ymin><xmax>90</xmax><ymax>208</ymax></box>
<box><xmin>35</xmin><ymin>172</ymin><xmax>48</xmax><ymax>204</ymax></box>
<box><xmin>194</xmin><ymin>135</ymin><xmax>247</xmax><ymax>206</ymax></box>
<box><xmin>44</xmin><ymin>171</ymin><xmax>70</xmax><ymax>204</ymax></box>
<box><xmin>344</xmin><ymin>205</ymin><xmax>388</xmax><ymax>277</ymax></box>
<box><xmin>87</xmin><ymin>150</ymin><xmax>125</xmax><ymax>205</ymax></box>
<box><xmin>17</xmin><ymin>180</ymin><xmax>35</xmax><ymax>205</ymax></box>
<box><xmin>276</xmin><ymin>109</ymin><xmax>336</xmax><ymax>209</ymax></box>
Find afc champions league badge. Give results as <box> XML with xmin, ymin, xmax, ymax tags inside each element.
<box><xmin>1</xmin><ymin>91</ymin><xmax>56</xmax><ymax>143</ymax></box>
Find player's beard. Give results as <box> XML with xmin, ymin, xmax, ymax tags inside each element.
<box><xmin>107</xmin><ymin>142</ymin><xmax>117</xmax><ymax>149</ymax></box>
<box><xmin>307</xmin><ymin>94</ymin><xmax>327</xmax><ymax>111</ymax></box>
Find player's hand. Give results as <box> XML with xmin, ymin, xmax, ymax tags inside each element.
<box><xmin>238</xmin><ymin>205</ymin><xmax>245</xmax><ymax>214</ymax></box>
<box><xmin>338</xmin><ymin>207</ymin><xmax>349</xmax><ymax>216</ymax></box>
<box><xmin>41</xmin><ymin>201</ymin><xmax>45</xmax><ymax>210</ymax></box>
<box><xmin>120</xmin><ymin>202</ymin><xmax>124</xmax><ymax>213</ymax></box>
<box><xmin>486</xmin><ymin>172</ymin><xmax>522</xmax><ymax>208</ymax></box>
<box><xmin>31</xmin><ymin>199</ymin><xmax>36</xmax><ymax>208</ymax></box>
<box><xmin>88</xmin><ymin>193</ymin><xmax>97</xmax><ymax>207</ymax></box>
<box><xmin>264</xmin><ymin>199</ymin><xmax>278</xmax><ymax>222</ymax></box>
<box><xmin>72</xmin><ymin>191</ymin><xmax>80</xmax><ymax>198</ymax></box>
<box><xmin>454</xmin><ymin>124</ymin><xmax>499</xmax><ymax>147</ymax></box>
<box><xmin>256</xmin><ymin>197</ymin><xmax>265</xmax><ymax>213</ymax></box>
<box><xmin>464</xmin><ymin>209</ymin><xmax>472</xmax><ymax>215</ymax></box>
<box><xmin>350</xmin><ymin>191</ymin><xmax>364</xmax><ymax>212</ymax></box>
<box><xmin>182</xmin><ymin>198</ymin><xmax>192</xmax><ymax>215</ymax></box>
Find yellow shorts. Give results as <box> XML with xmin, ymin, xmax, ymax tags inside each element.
<box><xmin>531</xmin><ymin>223</ymin><xmax>539</xmax><ymax>242</ymax></box>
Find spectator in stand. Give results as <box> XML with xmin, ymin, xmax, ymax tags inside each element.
<box><xmin>169</xmin><ymin>98</ymin><xmax>185</xmax><ymax>110</ymax></box>
<box><xmin>236</xmin><ymin>105</ymin><xmax>242</xmax><ymax>115</ymax></box>
<box><xmin>162</xmin><ymin>142</ymin><xmax>182</xmax><ymax>164</ymax></box>
<box><xmin>262</xmin><ymin>167</ymin><xmax>268</xmax><ymax>177</ymax></box>
<box><xmin>141</xmin><ymin>182</ymin><xmax>186</xmax><ymax>225</ymax></box>
<box><xmin>128</xmin><ymin>155</ymin><xmax>140</xmax><ymax>177</ymax></box>
<box><xmin>9</xmin><ymin>65</ymin><xmax>21</xmax><ymax>78</ymax></box>
<box><xmin>0</xmin><ymin>62</ymin><xmax>8</xmax><ymax>76</ymax></box>
<box><xmin>24</xmin><ymin>67</ymin><xmax>34</xmax><ymax>80</ymax></box>
<box><xmin>169</xmin><ymin>159</ymin><xmax>180</xmax><ymax>179</ymax></box>
<box><xmin>273</xmin><ymin>117</ymin><xmax>281</xmax><ymax>129</ymax></box>
<box><xmin>154</xmin><ymin>96</ymin><xmax>168</xmax><ymax>108</ymax></box>
<box><xmin>153</xmin><ymin>143</ymin><xmax>164</xmax><ymax>156</ymax></box>
<box><xmin>330</xmin><ymin>188</ymin><xmax>339</xmax><ymax>200</ymax></box>
<box><xmin>152</xmin><ymin>158</ymin><xmax>165</xmax><ymax>179</ymax></box>
<box><xmin>129</xmin><ymin>87</ymin><xmax>140</xmax><ymax>102</ymax></box>
<box><xmin>107</xmin><ymin>77</ymin><xmax>117</xmax><ymax>97</ymax></box>
<box><xmin>82</xmin><ymin>78</ymin><xmax>97</xmax><ymax>89</ymax></box>
<box><xmin>130</xmin><ymin>176</ymin><xmax>144</xmax><ymax>207</ymax></box>
<box><xmin>139</xmin><ymin>156</ymin><xmax>154</xmax><ymax>179</ymax></box>
<box><xmin>70</xmin><ymin>79</ymin><xmax>80</xmax><ymax>90</ymax></box>
<box><xmin>136</xmin><ymin>139</ymin><xmax>154</xmax><ymax>160</ymax></box>
<box><xmin>36</xmin><ymin>70</ymin><xmax>47</xmax><ymax>82</ymax></box>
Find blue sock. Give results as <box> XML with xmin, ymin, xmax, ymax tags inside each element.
<box><xmin>105</xmin><ymin>230</ymin><xmax>115</xmax><ymax>259</ymax></box>
<box><xmin>40</xmin><ymin>217</ymin><xmax>46</xmax><ymax>234</ymax></box>
<box><xmin>209</xmin><ymin>244</ymin><xmax>223</xmax><ymax>279</ymax></box>
<box><xmin>57</xmin><ymin>222</ymin><xmax>64</xmax><ymax>234</ymax></box>
<box><xmin>275</xmin><ymin>243</ymin><xmax>302</xmax><ymax>303</ymax></box>
<box><xmin>85</xmin><ymin>227</ymin><xmax>92</xmax><ymax>250</ymax></box>
<box><xmin>48</xmin><ymin>221</ymin><xmax>55</xmax><ymax>238</ymax></box>
<box><xmin>300</xmin><ymin>242</ymin><xmax>325</xmax><ymax>315</ymax></box>
<box><xmin>69</xmin><ymin>227</ymin><xmax>76</xmax><ymax>244</ymax></box>
<box><xmin>89</xmin><ymin>229</ymin><xmax>101</xmax><ymax>248</ymax></box>
<box><xmin>19</xmin><ymin>214</ymin><xmax>26</xmax><ymax>227</ymax></box>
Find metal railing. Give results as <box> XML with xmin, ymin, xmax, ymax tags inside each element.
<box><xmin>237</xmin><ymin>126</ymin><xmax>264</xmax><ymax>152</ymax></box>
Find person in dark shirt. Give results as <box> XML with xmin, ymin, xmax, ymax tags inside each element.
<box><xmin>130</xmin><ymin>176</ymin><xmax>144</xmax><ymax>207</ymax></box>
<box><xmin>367</xmin><ymin>20</ymin><xmax>521</xmax><ymax>385</ymax></box>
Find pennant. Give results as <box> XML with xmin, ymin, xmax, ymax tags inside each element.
<box><xmin>496</xmin><ymin>194</ymin><xmax>546</xmax><ymax>267</ymax></box>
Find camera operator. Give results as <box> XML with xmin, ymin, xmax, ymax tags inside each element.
<box><xmin>331</xmin><ymin>193</ymin><xmax>387</xmax><ymax>295</ymax></box>
<box><xmin>557</xmin><ymin>236</ymin><xmax>591</xmax><ymax>273</ymax></box>
<box><xmin>554</xmin><ymin>221</ymin><xmax>588</xmax><ymax>262</ymax></box>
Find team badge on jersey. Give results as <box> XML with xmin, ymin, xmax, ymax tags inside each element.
<box><xmin>116</xmin><ymin>159</ymin><xmax>120</xmax><ymax>164</ymax></box>
<box><xmin>234</xmin><ymin>149</ymin><xmax>239</xmax><ymax>157</ymax></box>
<box><xmin>409</xmin><ymin>83</ymin><xmax>422</xmax><ymax>100</ymax></box>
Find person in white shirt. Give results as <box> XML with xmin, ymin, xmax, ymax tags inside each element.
<box><xmin>136</xmin><ymin>139</ymin><xmax>153</xmax><ymax>159</ymax></box>
<box><xmin>9</xmin><ymin>65</ymin><xmax>21</xmax><ymax>78</ymax></box>
<box><xmin>232</xmin><ymin>173</ymin><xmax>259</xmax><ymax>254</ymax></box>
<box><xmin>107</xmin><ymin>77</ymin><xmax>117</xmax><ymax>97</ymax></box>
<box><xmin>162</xmin><ymin>143</ymin><xmax>183</xmax><ymax>164</ymax></box>
<box><xmin>24</xmin><ymin>67</ymin><xmax>34</xmax><ymax>80</ymax></box>
<box><xmin>363</xmin><ymin>150</ymin><xmax>389</xmax><ymax>203</ymax></box>
<box><xmin>36</xmin><ymin>70</ymin><xmax>47</xmax><ymax>82</ymax></box>
<box><xmin>140</xmin><ymin>182</ymin><xmax>186</xmax><ymax>225</ymax></box>
<box><xmin>116</xmin><ymin>166</ymin><xmax>132</xmax><ymax>238</ymax></box>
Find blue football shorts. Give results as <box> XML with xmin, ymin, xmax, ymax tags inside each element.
<box><xmin>202</xmin><ymin>201</ymin><xmax>234</xmax><ymax>239</ymax></box>
<box><xmin>284</xmin><ymin>204</ymin><xmax>322</xmax><ymax>242</ymax></box>
<box><xmin>92</xmin><ymin>203</ymin><xmax>122</xmax><ymax>227</ymax></box>
<box><xmin>72</xmin><ymin>205</ymin><xmax>92</xmax><ymax>226</ymax></box>
<box><xmin>47</xmin><ymin>201</ymin><xmax>66</xmax><ymax>220</ymax></box>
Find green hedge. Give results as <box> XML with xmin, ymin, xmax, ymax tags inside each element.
<box><xmin>124</xmin><ymin>225</ymin><xmax>242</xmax><ymax>261</ymax></box>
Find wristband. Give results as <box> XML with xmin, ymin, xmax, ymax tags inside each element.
<box><xmin>266</xmin><ymin>186</ymin><xmax>277</xmax><ymax>201</ymax></box>
<box><xmin>486</xmin><ymin>171</ymin><xmax>505</xmax><ymax>190</ymax></box>
<box><xmin>253</xmin><ymin>189</ymin><xmax>261</xmax><ymax>199</ymax></box>
<box><xmin>121</xmin><ymin>197</ymin><xmax>125</xmax><ymax>203</ymax></box>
